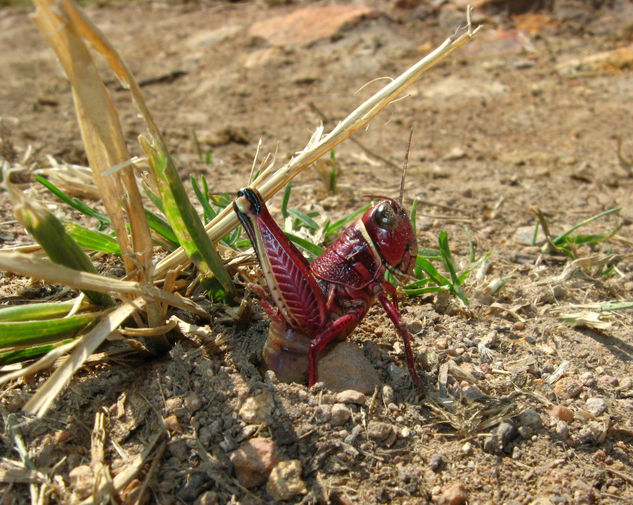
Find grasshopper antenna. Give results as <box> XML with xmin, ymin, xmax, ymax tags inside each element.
<box><xmin>399</xmin><ymin>128</ymin><xmax>414</xmax><ymax>206</ymax></box>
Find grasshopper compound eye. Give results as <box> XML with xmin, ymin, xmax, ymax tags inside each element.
<box><xmin>374</xmin><ymin>202</ymin><xmax>397</xmax><ymax>230</ymax></box>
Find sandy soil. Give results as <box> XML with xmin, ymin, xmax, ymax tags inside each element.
<box><xmin>1</xmin><ymin>1</ymin><xmax>632</xmax><ymax>504</ymax></box>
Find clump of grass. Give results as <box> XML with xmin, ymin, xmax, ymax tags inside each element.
<box><xmin>530</xmin><ymin>206</ymin><xmax>621</xmax><ymax>260</ymax></box>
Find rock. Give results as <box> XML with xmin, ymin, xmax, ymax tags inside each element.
<box><xmin>318</xmin><ymin>341</ymin><xmax>380</xmax><ymax>393</ymax></box>
<box><xmin>168</xmin><ymin>439</ymin><xmax>189</xmax><ymax>462</ymax></box>
<box><xmin>461</xmin><ymin>442</ymin><xmax>473</xmax><ymax>455</ymax></box>
<box><xmin>239</xmin><ymin>390</ymin><xmax>274</xmax><ymax>424</ymax></box>
<box><xmin>480</xmin><ymin>331</ymin><xmax>499</xmax><ymax>349</ymax></box>
<box><xmin>580</xmin><ymin>371</ymin><xmax>596</xmax><ymax>387</ymax></box>
<box><xmin>555</xmin><ymin>420</ymin><xmax>569</xmax><ymax>440</ymax></box>
<box><xmin>435</xmin><ymin>481</ymin><xmax>468</xmax><ymax>505</ymax></box>
<box><xmin>549</xmin><ymin>405</ymin><xmax>574</xmax><ymax>422</ymax></box>
<box><xmin>165</xmin><ymin>397</ymin><xmax>185</xmax><ymax>415</ymax></box>
<box><xmin>314</xmin><ymin>404</ymin><xmax>331</xmax><ymax>424</ymax></box>
<box><xmin>497</xmin><ymin>421</ymin><xmax>518</xmax><ymax>448</ymax></box>
<box><xmin>461</xmin><ymin>384</ymin><xmax>486</xmax><ymax>402</ymax></box>
<box><xmin>598</xmin><ymin>375</ymin><xmax>619</xmax><ymax>387</ymax></box>
<box><xmin>184</xmin><ymin>392</ymin><xmax>203</xmax><ymax>413</ymax></box>
<box><xmin>367</xmin><ymin>421</ymin><xmax>393</xmax><ymax>442</ymax></box>
<box><xmin>382</xmin><ymin>384</ymin><xmax>395</xmax><ymax>405</ymax></box>
<box><xmin>230</xmin><ymin>437</ymin><xmax>278</xmax><ymax>488</ymax></box>
<box><xmin>586</xmin><ymin>397</ymin><xmax>608</xmax><ymax>417</ymax></box>
<box><xmin>619</xmin><ymin>376</ymin><xmax>633</xmax><ymax>391</ymax></box>
<box><xmin>178</xmin><ymin>472</ymin><xmax>211</xmax><ymax>502</ymax></box>
<box><xmin>195</xmin><ymin>491</ymin><xmax>219</xmax><ymax>505</ymax></box>
<box><xmin>249</xmin><ymin>5</ymin><xmax>378</xmax><ymax>47</ymax></box>
<box><xmin>330</xmin><ymin>403</ymin><xmax>351</xmax><ymax>426</ymax></box>
<box><xmin>484</xmin><ymin>421</ymin><xmax>518</xmax><ymax>454</ymax></box>
<box><xmin>69</xmin><ymin>465</ymin><xmax>94</xmax><ymax>499</ymax></box>
<box><xmin>429</xmin><ymin>453</ymin><xmax>443</xmax><ymax>472</ymax></box>
<box><xmin>335</xmin><ymin>389</ymin><xmax>366</xmax><ymax>405</ymax></box>
<box><xmin>553</xmin><ymin>378</ymin><xmax>583</xmax><ymax>399</ymax></box>
<box><xmin>266</xmin><ymin>460</ymin><xmax>307</xmax><ymax>501</ymax></box>
<box><xmin>518</xmin><ymin>408</ymin><xmax>542</xmax><ymax>430</ymax></box>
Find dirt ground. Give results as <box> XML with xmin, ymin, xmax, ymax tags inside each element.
<box><xmin>1</xmin><ymin>0</ymin><xmax>633</xmax><ymax>504</ymax></box>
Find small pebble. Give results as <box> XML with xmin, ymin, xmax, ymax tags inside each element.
<box><xmin>480</xmin><ymin>331</ymin><xmax>499</xmax><ymax>349</ymax></box>
<box><xmin>178</xmin><ymin>472</ymin><xmax>211</xmax><ymax>502</ymax></box>
<box><xmin>382</xmin><ymin>384</ymin><xmax>395</xmax><ymax>405</ymax></box>
<box><xmin>429</xmin><ymin>454</ymin><xmax>443</xmax><ymax>472</ymax></box>
<box><xmin>586</xmin><ymin>397</ymin><xmax>607</xmax><ymax>417</ymax></box>
<box><xmin>164</xmin><ymin>415</ymin><xmax>181</xmax><ymax>435</ymax></box>
<box><xmin>318</xmin><ymin>341</ymin><xmax>380</xmax><ymax>393</ymax></box>
<box><xmin>367</xmin><ymin>421</ymin><xmax>393</xmax><ymax>442</ymax></box>
<box><xmin>164</xmin><ymin>397</ymin><xmax>184</xmax><ymax>415</ymax></box>
<box><xmin>344</xmin><ymin>425</ymin><xmax>363</xmax><ymax>444</ymax></box>
<box><xmin>461</xmin><ymin>442</ymin><xmax>473</xmax><ymax>455</ymax></box>
<box><xmin>239</xmin><ymin>390</ymin><xmax>274</xmax><ymax>424</ymax></box>
<box><xmin>168</xmin><ymin>439</ymin><xmax>189</xmax><ymax>462</ymax></box>
<box><xmin>549</xmin><ymin>405</ymin><xmax>574</xmax><ymax>423</ymax></box>
<box><xmin>230</xmin><ymin>437</ymin><xmax>278</xmax><ymax>488</ymax></box>
<box><xmin>618</xmin><ymin>376</ymin><xmax>632</xmax><ymax>390</ymax></box>
<box><xmin>436</xmin><ymin>337</ymin><xmax>449</xmax><ymax>350</ymax></box>
<box><xmin>69</xmin><ymin>465</ymin><xmax>94</xmax><ymax>499</ymax></box>
<box><xmin>555</xmin><ymin>421</ymin><xmax>569</xmax><ymax>440</ymax></box>
<box><xmin>461</xmin><ymin>384</ymin><xmax>486</xmax><ymax>402</ymax></box>
<box><xmin>330</xmin><ymin>403</ymin><xmax>351</xmax><ymax>426</ymax></box>
<box><xmin>497</xmin><ymin>421</ymin><xmax>518</xmax><ymax>448</ymax></box>
<box><xmin>336</xmin><ymin>389</ymin><xmax>366</xmax><ymax>405</ymax></box>
<box><xmin>580</xmin><ymin>371</ymin><xmax>596</xmax><ymax>387</ymax></box>
<box><xmin>518</xmin><ymin>408</ymin><xmax>542</xmax><ymax>430</ymax></box>
<box><xmin>598</xmin><ymin>375</ymin><xmax>619</xmax><ymax>387</ymax></box>
<box><xmin>314</xmin><ymin>404</ymin><xmax>331</xmax><ymax>424</ymax></box>
<box><xmin>554</xmin><ymin>378</ymin><xmax>583</xmax><ymax>399</ymax></box>
<box><xmin>436</xmin><ymin>481</ymin><xmax>468</xmax><ymax>505</ymax></box>
<box><xmin>195</xmin><ymin>491</ymin><xmax>219</xmax><ymax>505</ymax></box>
<box><xmin>266</xmin><ymin>460</ymin><xmax>307</xmax><ymax>501</ymax></box>
<box><xmin>184</xmin><ymin>392</ymin><xmax>203</xmax><ymax>413</ymax></box>
<box><xmin>407</xmin><ymin>320</ymin><xmax>423</xmax><ymax>334</ymax></box>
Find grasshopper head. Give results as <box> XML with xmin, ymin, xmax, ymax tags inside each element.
<box><xmin>362</xmin><ymin>198</ymin><xmax>417</xmax><ymax>276</ymax></box>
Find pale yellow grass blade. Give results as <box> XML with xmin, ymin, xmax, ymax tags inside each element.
<box><xmin>0</xmin><ymin>252</ymin><xmax>207</xmax><ymax>318</ymax></box>
<box><xmin>154</xmin><ymin>16</ymin><xmax>482</xmax><ymax>278</ymax></box>
<box><xmin>23</xmin><ymin>297</ymin><xmax>145</xmax><ymax>417</ymax></box>
<box><xmin>31</xmin><ymin>1</ymin><xmax>157</xmax><ymax>324</ymax></box>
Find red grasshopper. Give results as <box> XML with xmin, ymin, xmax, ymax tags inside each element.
<box><xmin>233</xmin><ymin>184</ymin><xmax>425</xmax><ymax>393</ymax></box>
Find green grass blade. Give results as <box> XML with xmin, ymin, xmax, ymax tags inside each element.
<box><xmin>410</xmin><ymin>199</ymin><xmax>418</xmax><ymax>236</ymax></box>
<box><xmin>281</xmin><ymin>182</ymin><xmax>292</xmax><ymax>220</ymax></box>
<box><xmin>140</xmin><ymin>135</ymin><xmax>235</xmax><ymax>300</ymax></box>
<box><xmin>288</xmin><ymin>208</ymin><xmax>320</xmax><ymax>231</ymax></box>
<box><xmin>403</xmin><ymin>285</ymin><xmax>445</xmax><ymax>296</ymax></box>
<box><xmin>324</xmin><ymin>204</ymin><xmax>370</xmax><ymax>236</ymax></box>
<box><xmin>438</xmin><ymin>231</ymin><xmax>460</xmax><ymax>285</ymax></box>
<box><xmin>144</xmin><ymin>185</ymin><xmax>165</xmax><ymax>214</ymax></box>
<box><xmin>552</xmin><ymin>207</ymin><xmax>620</xmax><ymax>245</ymax></box>
<box><xmin>64</xmin><ymin>222</ymin><xmax>122</xmax><ymax>254</ymax></box>
<box><xmin>191</xmin><ymin>175</ymin><xmax>217</xmax><ymax>223</ymax></box>
<box><xmin>35</xmin><ymin>176</ymin><xmax>110</xmax><ymax>226</ymax></box>
<box><xmin>0</xmin><ymin>302</ymin><xmax>81</xmax><ymax>322</ymax></box>
<box><xmin>144</xmin><ymin>210</ymin><xmax>179</xmax><ymax>247</ymax></box>
<box><xmin>601</xmin><ymin>301</ymin><xmax>633</xmax><ymax>311</ymax></box>
<box><xmin>0</xmin><ymin>314</ymin><xmax>97</xmax><ymax>349</ymax></box>
<box><xmin>415</xmin><ymin>256</ymin><xmax>449</xmax><ymax>287</ymax></box>
<box><xmin>12</xmin><ymin>192</ymin><xmax>114</xmax><ymax>307</ymax></box>
<box><xmin>284</xmin><ymin>232</ymin><xmax>324</xmax><ymax>259</ymax></box>
<box><xmin>0</xmin><ymin>338</ymin><xmax>76</xmax><ymax>365</ymax></box>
